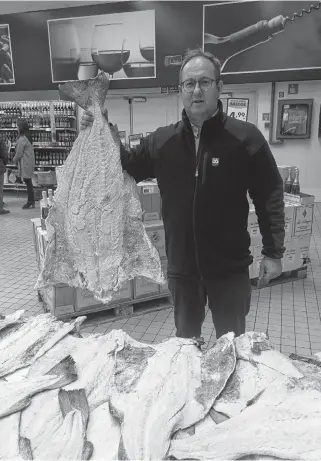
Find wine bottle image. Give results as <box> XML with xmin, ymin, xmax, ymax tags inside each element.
<box><xmin>204</xmin><ymin>15</ymin><xmax>286</xmax><ymax>72</ymax></box>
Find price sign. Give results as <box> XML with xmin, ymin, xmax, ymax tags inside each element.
<box><xmin>129</xmin><ymin>133</ymin><xmax>143</xmax><ymax>149</ymax></box>
<box><xmin>227</xmin><ymin>98</ymin><xmax>249</xmax><ymax>122</ymax></box>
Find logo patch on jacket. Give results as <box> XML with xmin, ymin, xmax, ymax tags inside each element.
<box><xmin>212</xmin><ymin>158</ymin><xmax>219</xmax><ymax>167</ymax></box>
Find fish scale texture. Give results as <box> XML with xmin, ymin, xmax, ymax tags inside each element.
<box><xmin>35</xmin><ymin>71</ymin><xmax>164</xmax><ymax>302</ymax></box>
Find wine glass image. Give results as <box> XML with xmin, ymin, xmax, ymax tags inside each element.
<box><xmin>49</xmin><ymin>20</ymin><xmax>80</xmax><ymax>82</ymax></box>
<box><xmin>91</xmin><ymin>23</ymin><xmax>129</xmax><ymax>78</ymax></box>
<box><xmin>139</xmin><ymin>36</ymin><xmax>155</xmax><ymax>64</ymax></box>
<box><xmin>121</xmin><ymin>35</ymin><xmax>155</xmax><ymax>79</ymax></box>
<box><xmin>77</xmin><ymin>48</ymin><xmax>98</xmax><ymax>80</ymax></box>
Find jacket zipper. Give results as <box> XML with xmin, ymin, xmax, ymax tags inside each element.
<box><xmin>193</xmin><ymin>155</ymin><xmax>203</xmax><ymax>280</ymax></box>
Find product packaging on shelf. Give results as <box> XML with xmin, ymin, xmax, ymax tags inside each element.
<box><xmin>282</xmin><ymin>238</ymin><xmax>300</xmax><ymax>272</ymax></box>
<box><xmin>251</xmin><ymin>245</ymin><xmax>264</xmax><ymax>279</ymax></box>
<box><xmin>159</xmin><ymin>258</ymin><xmax>170</xmax><ymax>294</ymax></box>
<box><xmin>133</xmin><ymin>277</ymin><xmax>160</xmax><ymax>299</ymax></box>
<box><xmin>144</xmin><ymin>220</ymin><xmax>166</xmax><ymax>258</ymax></box>
<box><xmin>294</xmin><ymin>203</ymin><xmax>314</xmax><ymax>237</ymax></box>
<box><xmin>137</xmin><ymin>180</ymin><xmax>161</xmax><ymax>219</ymax></box>
<box><xmin>249</xmin><ymin>246</ymin><xmax>254</xmax><ymax>279</ymax></box>
<box><xmin>248</xmin><ymin>206</ymin><xmax>261</xmax><ymax>245</ymax></box>
<box><xmin>297</xmin><ymin>233</ymin><xmax>312</xmax><ymax>266</ymax></box>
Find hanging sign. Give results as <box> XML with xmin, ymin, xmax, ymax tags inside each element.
<box><xmin>129</xmin><ymin>133</ymin><xmax>143</xmax><ymax>148</ymax></box>
<box><xmin>227</xmin><ymin>98</ymin><xmax>249</xmax><ymax>122</ymax></box>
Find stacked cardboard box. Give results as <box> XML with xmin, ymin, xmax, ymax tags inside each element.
<box><xmin>137</xmin><ymin>180</ymin><xmax>162</xmax><ymax>222</ymax></box>
<box><xmin>134</xmin><ymin>219</ymin><xmax>169</xmax><ymax>299</ymax></box>
<box><xmin>249</xmin><ymin>192</ymin><xmax>314</xmax><ymax>279</ymax></box>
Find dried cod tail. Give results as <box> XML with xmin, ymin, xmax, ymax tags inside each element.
<box><xmin>58</xmin><ymin>389</ymin><xmax>94</xmax><ymax>460</ymax></box>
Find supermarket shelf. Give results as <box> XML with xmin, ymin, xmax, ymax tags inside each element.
<box><xmin>10</xmin><ymin>145</ymin><xmax>70</xmax><ymax>150</ymax></box>
<box><xmin>35</xmin><ymin>165</ymin><xmax>62</xmax><ymax>168</ymax></box>
<box><xmin>55</xmin><ymin>127</ymin><xmax>77</xmax><ymax>131</ymax></box>
<box><xmin>0</xmin><ymin>127</ymin><xmax>51</xmax><ymax>131</ymax></box>
<box><xmin>7</xmin><ymin>164</ymin><xmax>61</xmax><ymax>169</ymax></box>
<box><xmin>54</xmin><ymin>115</ymin><xmax>76</xmax><ymax>119</ymax></box>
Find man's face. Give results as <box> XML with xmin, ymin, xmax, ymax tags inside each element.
<box><xmin>180</xmin><ymin>56</ymin><xmax>222</xmax><ymax>120</ymax></box>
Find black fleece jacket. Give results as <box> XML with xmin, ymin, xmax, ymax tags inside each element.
<box><xmin>120</xmin><ymin>99</ymin><xmax>285</xmax><ymax>278</ymax></box>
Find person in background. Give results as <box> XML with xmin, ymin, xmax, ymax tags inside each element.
<box><xmin>80</xmin><ymin>48</ymin><xmax>285</xmax><ymax>342</ymax></box>
<box><xmin>13</xmin><ymin>119</ymin><xmax>35</xmax><ymax>209</ymax></box>
<box><xmin>0</xmin><ymin>140</ymin><xmax>10</xmax><ymax>215</ymax></box>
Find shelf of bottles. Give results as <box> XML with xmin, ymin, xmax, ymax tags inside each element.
<box><xmin>0</xmin><ymin>101</ymin><xmax>77</xmax><ymax>164</ymax></box>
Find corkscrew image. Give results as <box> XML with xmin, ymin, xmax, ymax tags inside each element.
<box><xmin>203</xmin><ymin>2</ymin><xmax>321</xmax><ymax>72</ymax></box>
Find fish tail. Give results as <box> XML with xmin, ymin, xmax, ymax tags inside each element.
<box><xmin>82</xmin><ymin>440</ymin><xmax>94</xmax><ymax>460</ymax></box>
<box><xmin>45</xmin><ymin>354</ymin><xmax>78</xmax><ymax>387</ymax></box>
<box><xmin>59</xmin><ymin>389</ymin><xmax>93</xmax><ymax>459</ymax></box>
<box><xmin>58</xmin><ymin>389</ymin><xmax>90</xmax><ymax>429</ymax></box>
<box><xmin>19</xmin><ymin>436</ymin><xmax>33</xmax><ymax>460</ymax></box>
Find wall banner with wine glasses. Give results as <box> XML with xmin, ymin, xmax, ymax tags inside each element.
<box><xmin>47</xmin><ymin>10</ymin><xmax>156</xmax><ymax>83</ymax></box>
<box><xmin>0</xmin><ymin>24</ymin><xmax>15</xmax><ymax>84</ymax></box>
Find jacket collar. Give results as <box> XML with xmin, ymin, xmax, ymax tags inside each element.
<box><xmin>181</xmin><ymin>99</ymin><xmax>226</xmax><ymax>135</ymax></box>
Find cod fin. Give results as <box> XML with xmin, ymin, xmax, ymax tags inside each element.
<box><xmin>45</xmin><ymin>355</ymin><xmax>78</xmax><ymax>387</ymax></box>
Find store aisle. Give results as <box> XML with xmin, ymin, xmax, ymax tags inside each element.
<box><xmin>1</xmin><ymin>194</ymin><xmax>321</xmax><ymax>355</ymax></box>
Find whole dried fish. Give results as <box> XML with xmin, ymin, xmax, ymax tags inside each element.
<box><xmin>0</xmin><ymin>355</ymin><xmax>77</xmax><ymax>418</ymax></box>
<box><xmin>214</xmin><ymin>335</ymin><xmax>287</xmax><ymax>417</ymax></box>
<box><xmin>0</xmin><ymin>314</ymin><xmax>85</xmax><ymax>378</ymax></box>
<box><xmin>35</xmin><ymin>71</ymin><xmax>164</xmax><ymax>303</ymax></box>
<box><xmin>169</xmin><ymin>377</ymin><xmax>321</xmax><ymax>460</ymax></box>
<box><xmin>110</xmin><ymin>333</ymin><xmax>236</xmax><ymax>460</ymax></box>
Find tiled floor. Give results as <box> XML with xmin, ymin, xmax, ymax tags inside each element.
<box><xmin>1</xmin><ymin>193</ymin><xmax>321</xmax><ymax>355</ymax></box>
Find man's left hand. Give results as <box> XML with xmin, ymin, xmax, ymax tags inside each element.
<box><xmin>258</xmin><ymin>256</ymin><xmax>282</xmax><ymax>288</ymax></box>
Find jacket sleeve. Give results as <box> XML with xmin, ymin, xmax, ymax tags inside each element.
<box><xmin>13</xmin><ymin>138</ymin><xmax>25</xmax><ymax>163</ymax></box>
<box><xmin>119</xmin><ymin>134</ymin><xmax>155</xmax><ymax>183</ymax></box>
<box><xmin>248</xmin><ymin>137</ymin><xmax>285</xmax><ymax>260</ymax></box>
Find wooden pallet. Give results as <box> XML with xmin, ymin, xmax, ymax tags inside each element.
<box><xmin>84</xmin><ymin>295</ymin><xmax>174</xmax><ymax>325</ymax></box>
<box><xmin>40</xmin><ymin>290</ymin><xmax>173</xmax><ymax>322</ymax></box>
<box><xmin>252</xmin><ymin>265</ymin><xmax>307</xmax><ymax>289</ymax></box>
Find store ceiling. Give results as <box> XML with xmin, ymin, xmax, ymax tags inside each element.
<box><xmin>0</xmin><ymin>1</ymin><xmax>121</xmax><ymax>15</ymax></box>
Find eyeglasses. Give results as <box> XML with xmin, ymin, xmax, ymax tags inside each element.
<box><xmin>179</xmin><ymin>77</ymin><xmax>218</xmax><ymax>93</ymax></box>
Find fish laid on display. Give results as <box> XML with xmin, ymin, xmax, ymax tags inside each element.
<box><xmin>35</xmin><ymin>71</ymin><xmax>164</xmax><ymax>303</ymax></box>
<box><xmin>214</xmin><ymin>332</ymin><xmax>293</xmax><ymax>418</ymax></box>
<box><xmin>235</xmin><ymin>331</ymin><xmax>303</xmax><ymax>379</ymax></box>
<box><xmin>110</xmin><ymin>333</ymin><xmax>236</xmax><ymax>460</ymax></box>
<box><xmin>0</xmin><ymin>314</ymin><xmax>85</xmax><ymax>378</ymax></box>
<box><xmin>0</xmin><ymin>310</ymin><xmax>25</xmax><ymax>332</ymax></box>
<box><xmin>33</xmin><ymin>389</ymin><xmax>93</xmax><ymax>460</ymax></box>
<box><xmin>21</xmin><ymin>330</ymin><xmax>127</xmax><ymax>456</ymax></box>
<box><xmin>172</xmin><ymin>413</ymin><xmax>218</xmax><ymax>441</ymax></box>
<box><xmin>170</xmin><ymin>376</ymin><xmax>321</xmax><ymax>461</ymax></box>
<box><xmin>0</xmin><ymin>355</ymin><xmax>77</xmax><ymax>419</ymax></box>
<box><xmin>86</xmin><ymin>402</ymin><xmax>121</xmax><ymax>461</ymax></box>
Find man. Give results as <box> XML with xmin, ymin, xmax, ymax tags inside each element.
<box><xmin>81</xmin><ymin>48</ymin><xmax>285</xmax><ymax>340</ymax></box>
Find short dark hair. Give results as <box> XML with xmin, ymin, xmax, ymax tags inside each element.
<box><xmin>179</xmin><ymin>47</ymin><xmax>221</xmax><ymax>82</ymax></box>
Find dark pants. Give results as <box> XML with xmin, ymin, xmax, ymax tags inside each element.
<box><xmin>168</xmin><ymin>268</ymin><xmax>251</xmax><ymax>339</ymax></box>
<box><xmin>23</xmin><ymin>178</ymin><xmax>34</xmax><ymax>204</ymax></box>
